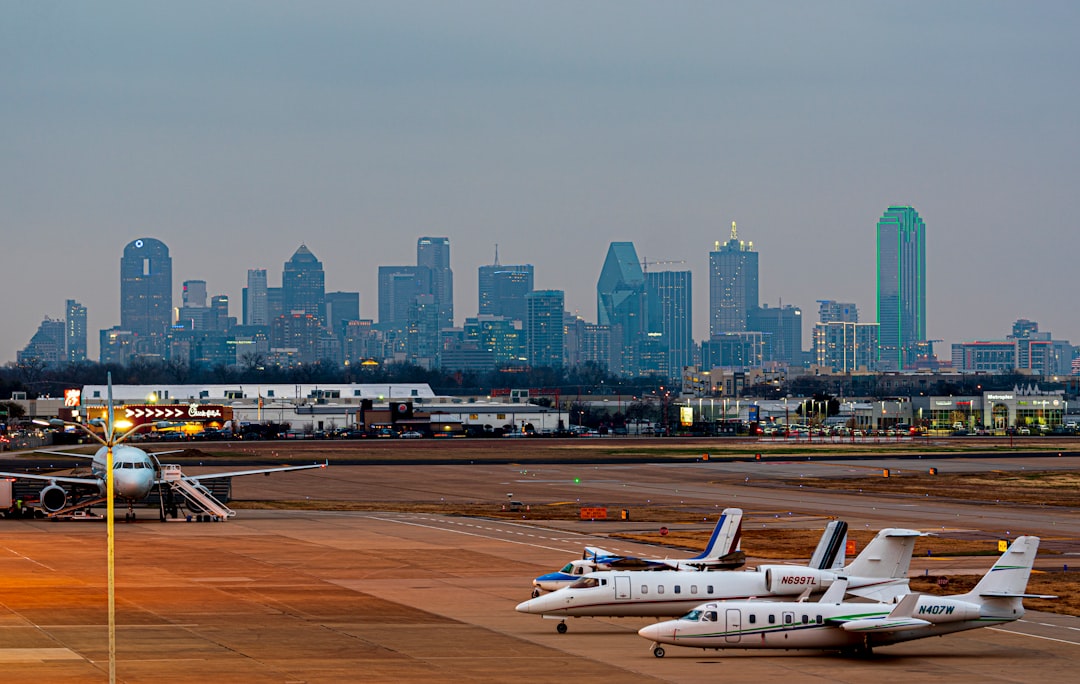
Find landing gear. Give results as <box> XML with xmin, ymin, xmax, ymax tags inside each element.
<box><xmin>653</xmin><ymin>646</ymin><xmax>665</xmax><ymax>658</ymax></box>
<box><xmin>556</xmin><ymin>622</ymin><xmax>567</xmax><ymax>634</ymax></box>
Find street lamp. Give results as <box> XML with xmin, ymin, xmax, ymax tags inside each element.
<box><xmin>34</xmin><ymin>373</ymin><xmax>167</xmax><ymax>684</ymax></box>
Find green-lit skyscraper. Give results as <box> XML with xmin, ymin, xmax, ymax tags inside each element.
<box><xmin>876</xmin><ymin>206</ymin><xmax>926</xmax><ymax>370</ymax></box>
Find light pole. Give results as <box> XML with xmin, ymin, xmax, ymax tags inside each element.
<box><xmin>35</xmin><ymin>374</ymin><xmax>165</xmax><ymax>684</ymax></box>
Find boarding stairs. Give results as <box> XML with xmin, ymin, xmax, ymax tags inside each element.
<box><xmin>159</xmin><ymin>464</ymin><xmax>235</xmax><ymax>520</ymax></box>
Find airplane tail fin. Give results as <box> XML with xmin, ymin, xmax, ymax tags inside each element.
<box><xmin>690</xmin><ymin>508</ymin><xmax>743</xmax><ymax>561</ymax></box>
<box><xmin>960</xmin><ymin>536</ymin><xmax>1049</xmax><ymax>603</ymax></box>
<box><xmin>844</xmin><ymin>528</ymin><xmax>921</xmax><ymax>578</ymax></box>
<box><xmin>809</xmin><ymin>520</ymin><xmax>848</xmax><ymax>570</ymax></box>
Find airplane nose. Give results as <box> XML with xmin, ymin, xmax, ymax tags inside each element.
<box><xmin>515</xmin><ymin>599</ymin><xmax>534</xmax><ymax>614</ymax></box>
<box><xmin>638</xmin><ymin>624</ymin><xmax>662</xmax><ymax>641</ymax></box>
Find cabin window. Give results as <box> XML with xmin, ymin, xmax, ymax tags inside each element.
<box><xmin>657</xmin><ymin>586</ymin><xmax>665</xmax><ymax>595</ymax></box>
<box><xmin>749</xmin><ymin>614</ymin><xmax>756</xmax><ymax>624</ymax></box>
<box><xmin>707</xmin><ymin>585</ymin><xmax>714</xmax><ymax>593</ymax></box>
<box><xmin>769</xmin><ymin>615</ymin><xmax>776</xmax><ymax>624</ymax></box>
<box><xmin>784</xmin><ymin>614</ymin><xmax>792</xmax><ymax>625</ymax></box>
<box><xmin>673</xmin><ymin>586</ymin><xmax>681</xmax><ymax>594</ymax></box>
<box><xmin>816</xmin><ymin>615</ymin><xmax>823</xmax><ymax>624</ymax></box>
<box><xmin>641</xmin><ymin>586</ymin><xmax>648</xmax><ymax>594</ymax></box>
<box><xmin>801</xmin><ymin>615</ymin><xmax>809</xmax><ymax>625</ymax></box>
<box><xmin>690</xmin><ymin>585</ymin><xmax>698</xmax><ymax>594</ymax></box>
<box><xmin>569</xmin><ymin>577</ymin><xmax>600</xmax><ymax>589</ymax></box>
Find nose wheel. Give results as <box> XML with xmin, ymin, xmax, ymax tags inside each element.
<box><xmin>556</xmin><ymin>622</ymin><xmax>567</xmax><ymax>634</ymax></box>
<box><xmin>652</xmin><ymin>645</ymin><xmax>665</xmax><ymax>658</ymax></box>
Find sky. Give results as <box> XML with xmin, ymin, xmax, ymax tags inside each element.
<box><xmin>3</xmin><ymin>1</ymin><xmax>1079</xmax><ymax>365</ymax></box>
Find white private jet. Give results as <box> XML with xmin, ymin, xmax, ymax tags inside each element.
<box><xmin>516</xmin><ymin>527</ymin><xmax>919</xmax><ymax>633</ymax></box>
<box><xmin>531</xmin><ymin>508</ymin><xmax>750</xmax><ymax>595</ymax></box>
<box><xmin>639</xmin><ymin>535</ymin><xmax>1052</xmax><ymax>657</ymax></box>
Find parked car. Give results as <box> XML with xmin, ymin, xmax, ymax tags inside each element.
<box><xmin>400</xmin><ymin>430</ymin><xmax>424</xmax><ymax>439</ymax></box>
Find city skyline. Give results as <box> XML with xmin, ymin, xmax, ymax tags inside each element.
<box><xmin>4</xmin><ymin>3</ymin><xmax>1079</xmax><ymax>364</ymax></box>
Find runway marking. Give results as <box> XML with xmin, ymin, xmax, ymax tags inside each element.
<box><xmin>0</xmin><ymin>648</ymin><xmax>83</xmax><ymax>662</ymax></box>
<box><xmin>368</xmin><ymin>516</ymin><xmax>578</xmax><ymax>554</ymax></box>
<box><xmin>989</xmin><ymin>627</ymin><xmax>1080</xmax><ymax>646</ymax></box>
<box><xmin>0</xmin><ymin>545</ymin><xmax>55</xmax><ymax>571</ymax></box>
<box><xmin>1019</xmin><ymin>619</ymin><xmax>1080</xmax><ymax>633</ymax></box>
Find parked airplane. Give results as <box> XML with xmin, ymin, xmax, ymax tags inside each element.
<box><xmin>639</xmin><ymin>535</ymin><xmax>1051</xmax><ymax>657</ymax></box>
<box><xmin>516</xmin><ymin>527</ymin><xmax>919</xmax><ymax>632</ymax></box>
<box><xmin>531</xmin><ymin>508</ymin><xmax>750</xmax><ymax>595</ymax></box>
<box><xmin>0</xmin><ymin>442</ymin><xmax>326</xmax><ymax>521</ymax></box>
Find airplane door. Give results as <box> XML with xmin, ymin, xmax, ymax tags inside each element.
<box><xmin>725</xmin><ymin>609</ymin><xmax>741</xmax><ymax>643</ymax></box>
<box><xmin>614</xmin><ymin>575</ymin><xmax>631</xmax><ymax>600</ymax></box>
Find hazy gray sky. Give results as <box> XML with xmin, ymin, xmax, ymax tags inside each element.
<box><xmin>4</xmin><ymin>2</ymin><xmax>1078</xmax><ymax>365</ymax></box>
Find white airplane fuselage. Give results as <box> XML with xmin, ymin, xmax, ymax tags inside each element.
<box><xmin>638</xmin><ymin>595</ymin><xmax>1011</xmax><ymax>651</ymax></box>
<box><xmin>89</xmin><ymin>444</ymin><xmax>157</xmax><ymax>502</ymax></box>
<box><xmin>515</xmin><ymin>568</ymin><xmax>907</xmax><ymax>618</ymax></box>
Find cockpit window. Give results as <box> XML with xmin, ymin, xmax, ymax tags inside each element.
<box><xmin>569</xmin><ymin>577</ymin><xmax>600</xmax><ymax>589</ymax></box>
<box><xmin>559</xmin><ymin>563</ymin><xmax>575</xmax><ymax>574</ymax></box>
<box><xmin>705</xmin><ymin>611</ymin><xmax>717</xmax><ymax>622</ymax></box>
<box><xmin>681</xmin><ymin>609</ymin><xmax>703</xmax><ymax>621</ymax></box>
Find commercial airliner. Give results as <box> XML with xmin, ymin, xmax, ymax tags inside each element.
<box><xmin>0</xmin><ymin>444</ymin><xmax>325</xmax><ymax>521</ymax></box>
<box><xmin>639</xmin><ymin>535</ymin><xmax>1051</xmax><ymax>657</ymax></box>
<box><xmin>516</xmin><ymin>527</ymin><xmax>919</xmax><ymax>633</ymax></box>
<box><xmin>531</xmin><ymin>508</ymin><xmax>750</xmax><ymax>595</ymax></box>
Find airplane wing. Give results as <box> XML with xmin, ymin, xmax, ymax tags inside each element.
<box><xmin>35</xmin><ymin>450</ymin><xmax>95</xmax><ymax>459</ymax></box>
<box><xmin>845</xmin><ymin>578</ymin><xmax>910</xmax><ymax>603</ymax></box>
<box><xmin>173</xmin><ymin>461</ymin><xmax>327</xmax><ymax>483</ymax></box>
<box><xmin>681</xmin><ymin>550</ymin><xmax>747</xmax><ymax>570</ymax></box>
<box><xmin>0</xmin><ymin>470</ymin><xmax>100</xmax><ymax>487</ymax></box>
<box><xmin>837</xmin><ymin>594</ymin><xmax>930</xmax><ymax>633</ymax></box>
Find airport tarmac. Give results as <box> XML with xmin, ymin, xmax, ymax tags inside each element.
<box><xmin>2</xmin><ymin>457</ymin><xmax>1079</xmax><ymax>682</ymax></box>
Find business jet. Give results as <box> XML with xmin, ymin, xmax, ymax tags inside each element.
<box><xmin>0</xmin><ymin>443</ymin><xmax>326</xmax><ymax>522</ymax></box>
<box><xmin>531</xmin><ymin>508</ymin><xmax>750</xmax><ymax>595</ymax></box>
<box><xmin>639</xmin><ymin>535</ymin><xmax>1051</xmax><ymax>657</ymax></box>
<box><xmin>515</xmin><ymin>527</ymin><xmax>919</xmax><ymax>632</ymax></box>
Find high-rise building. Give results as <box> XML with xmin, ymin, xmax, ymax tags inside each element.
<box><xmin>326</xmin><ymin>291</ymin><xmax>360</xmax><ymax>336</ymax></box>
<box><xmin>120</xmin><ymin>237</ymin><xmax>172</xmax><ymax>340</ymax></box>
<box><xmin>646</xmin><ymin>270</ymin><xmax>693</xmax><ymax>378</ymax></box>
<box><xmin>417</xmin><ymin>237</ymin><xmax>453</xmax><ymax>329</ymax></box>
<box><xmin>282</xmin><ymin>244</ymin><xmax>326</xmax><ymax>324</ymax></box>
<box><xmin>245</xmin><ymin>269</ymin><xmax>269</xmax><ymax>326</ymax></box>
<box><xmin>597</xmin><ymin>242</ymin><xmax>646</xmax><ymax>374</ymax></box>
<box><xmin>876</xmin><ymin>206</ymin><xmax>926</xmax><ymax>370</ymax></box>
<box><xmin>748</xmin><ymin>303</ymin><xmax>803</xmax><ymax>366</ymax></box>
<box><xmin>378</xmin><ymin>266</ymin><xmax>432</xmax><ymax>325</ymax></box>
<box><xmin>65</xmin><ymin>299</ymin><xmax>87</xmax><ymax>363</ymax></box>
<box><xmin>525</xmin><ymin>290</ymin><xmax>565</xmax><ymax>369</ymax></box>
<box><xmin>479</xmin><ymin>263</ymin><xmax>534</xmax><ymax>320</ymax></box>
<box><xmin>709</xmin><ymin>222</ymin><xmax>758</xmax><ymax>335</ymax></box>
<box><xmin>182</xmin><ymin>280</ymin><xmax>207</xmax><ymax>308</ymax></box>
<box><xmin>817</xmin><ymin>300</ymin><xmax>859</xmax><ymax>324</ymax></box>
<box><xmin>210</xmin><ymin>295</ymin><xmax>233</xmax><ymax>332</ymax></box>
<box><xmin>814</xmin><ymin>322</ymin><xmax>880</xmax><ymax>372</ymax></box>
<box><xmin>17</xmin><ymin>317</ymin><xmax>66</xmax><ymax>366</ymax></box>
<box><xmin>479</xmin><ymin>249</ymin><xmax>534</xmax><ymax>319</ymax></box>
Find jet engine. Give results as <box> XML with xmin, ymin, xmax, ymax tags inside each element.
<box><xmin>39</xmin><ymin>484</ymin><xmax>69</xmax><ymax>513</ymax></box>
<box><xmin>761</xmin><ymin>566</ymin><xmax>836</xmax><ymax>595</ymax></box>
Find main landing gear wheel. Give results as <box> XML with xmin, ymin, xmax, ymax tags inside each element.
<box><xmin>556</xmin><ymin>622</ymin><xmax>567</xmax><ymax>634</ymax></box>
<box><xmin>653</xmin><ymin>646</ymin><xmax>665</xmax><ymax>658</ymax></box>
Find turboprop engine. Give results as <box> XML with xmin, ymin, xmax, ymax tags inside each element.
<box><xmin>39</xmin><ymin>484</ymin><xmax>69</xmax><ymax>513</ymax></box>
<box><xmin>761</xmin><ymin>566</ymin><xmax>837</xmax><ymax>595</ymax></box>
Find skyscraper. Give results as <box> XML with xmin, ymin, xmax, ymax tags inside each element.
<box><xmin>525</xmin><ymin>290</ymin><xmax>565</xmax><ymax>369</ymax></box>
<box><xmin>17</xmin><ymin>317</ymin><xmax>66</xmax><ymax>366</ymax></box>
<box><xmin>120</xmin><ymin>237</ymin><xmax>172</xmax><ymax>339</ymax></box>
<box><xmin>282</xmin><ymin>244</ymin><xmax>326</xmax><ymax>324</ymax></box>
<box><xmin>417</xmin><ymin>237</ymin><xmax>453</xmax><ymax>329</ymax></box>
<box><xmin>378</xmin><ymin>266</ymin><xmax>432</xmax><ymax>325</ymax></box>
<box><xmin>479</xmin><ymin>259</ymin><xmax>534</xmax><ymax>320</ymax></box>
<box><xmin>65</xmin><ymin>299</ymin><xmax>87</xmax><ymax>363</ymax></box>
<box><xmin>709</xmin><ymin>222</ymin><xmax>758</xmax><ymax>335</ymax></box>
<box><xmin>876</xmin><ymin>206</ymin><xmax>926</xmax><ymax>370</ymax></box>
<box><xmin>245</xmin><ymin>269</ymin><xmax>269</xmax><ymax>326</ymax></box>
<box><xmin>645</xmin><ymin>270</ymin><xmax>693</xmax><ymax>378</ymax></box>
<box><xmin>597</xmin><ymin>242</ymin><xmax>646</xmax><ymax>374</ymax></box>
<box><xmin>325</xmin><ymin>291</ymin><xmax>360</xmax><ymax>336</ymax></box>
